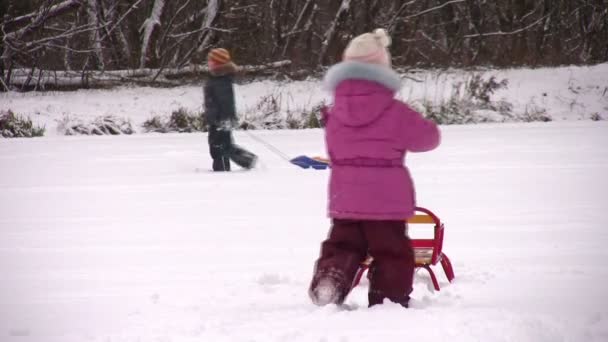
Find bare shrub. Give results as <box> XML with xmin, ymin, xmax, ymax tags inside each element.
<box><xmin>419</xmin><ymin>74</ymin><xmax>513</xmax><ymax>125</ymax></box>
<box><xmin>142</xmin><ymin>107</ymin><xmax>206</xmax><ymax>133</ymax></box>
<box><xmin>57</xmin><ymin>115</ymin><xmax>133</xmax><ymax>135</ymax></box>
<box><xmin>519</xmin><ymin>104</ymin><xmax>552</xmax><ymax>123</ymax></box>
<box><xmin>590</xmin><ymin>113</ymin><xmax>603</xmax><ymax>121</ymax></box>
<box><xmin>0</xmin><ymin>110</ymin><xmax>45</xmax><ymax>138</ymax></box>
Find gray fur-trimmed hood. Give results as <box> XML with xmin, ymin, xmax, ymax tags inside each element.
<box><xmin>323</xmin><ymin>61</ymin><xmax>402</xmax><ymax>92</ymax></box>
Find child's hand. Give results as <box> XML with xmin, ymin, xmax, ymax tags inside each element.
<box><xmin>218</xmin><ymin>120</ymin><xmax>235</xmax><ymax>131</ymax></box>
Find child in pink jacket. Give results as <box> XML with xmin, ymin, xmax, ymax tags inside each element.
<box><xmin>309</xmin><ymin>29</ymin><xmax>441</xmax><ymax>308</ymax></box>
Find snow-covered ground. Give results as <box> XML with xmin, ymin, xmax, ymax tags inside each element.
<box><xmin>1</xmin><ymin>120</ymin><xmax>608</xmax><ymax>341</ymax></box>
<box><xmin>1</xmin><ymin>63</ymin><xmax>607</xmax><ymax>134</ymax></box>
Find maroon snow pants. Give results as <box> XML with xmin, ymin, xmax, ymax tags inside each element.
<box><xmin>309</xmin><ymin>219</ymin><xmax>415</xmax><ymax>307</ymax></box>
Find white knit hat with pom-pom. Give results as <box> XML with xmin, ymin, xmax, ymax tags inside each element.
<box><xmin>343</xmin><ymin>28</ymin><xmax>392</xmax><ymax>67</ymax></box>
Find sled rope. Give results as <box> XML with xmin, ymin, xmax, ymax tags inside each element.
<box><xmin>243</xmin><ymin>130</ymin><xmax>292</xmax><ymax>162</ymax></box>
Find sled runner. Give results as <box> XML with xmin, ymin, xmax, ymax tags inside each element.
<box><xmin>351</xmin><ymin>206</ymin><xmax>455</xmax><ymax>291</ymax></box>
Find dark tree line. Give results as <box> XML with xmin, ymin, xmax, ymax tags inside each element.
<box><xmin>1</xmin><ymin>0</ymin><xmax>607</xmax><ymax>90</ymax></box>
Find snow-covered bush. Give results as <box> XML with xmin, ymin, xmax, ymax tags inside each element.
<box><xmin>590</xmin><ymin>113</ymin><xmax>603</xmax><ymax>121</ymax></box>
<box><xmin>169</xmin><ymin>107</ymin><xmax>206</xmax><ymax>132</ymax></box>
<box><xmin>305</xmin><ymin>103</ymin><xmax>325</xmax><ymax>128</ymax></box>
<box><xmin>142</xmin><ymin>107</ymin><xmax>206</xmax><ymax>133</ymax></box>
<box><xmin>239</xmin><ymin>93</ymin><xmax>284</xmax><ymax>129</ymax></box>
<box><xmin>284</xmin><ymin>102</ymin><xmax>325</xmax><ymax>129</ymax></box>
<box><xmin>519</xmin><ymin>104</ymin><xmax>552</xmax><ymax>122</ymax></box>
<box><xmin>240</xmin><ymin>92</ymin><xmax>326</xmax><ymax>129</ymax></box>
<box><xmin>141</xmin><ymin>116</ymin><xmax>165</xmax><ymax>132</ymax></box>
<box><xmin>57</xmin><ymin>115</ymin><xmax>134</xmax><ymax>135</ymax></box>
<box><xmin>418</xmin><ymin>74</ymin><xmax>513</xmax><ymax>125</ymax></box>
<box><xmin>0</xmin><ymin>110</ymin><xmax>45</xmax><ymax>138</ymax></box>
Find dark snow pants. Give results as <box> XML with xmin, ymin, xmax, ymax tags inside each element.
<box><xmin>208</xmin><ymin>126</ymin><xmax>257</xmax><ymax>171</ymax></box>
<box><xmin>310</xmin><ymin>219</ymin><xmax>415</xmax><ymax>307</ymax></box>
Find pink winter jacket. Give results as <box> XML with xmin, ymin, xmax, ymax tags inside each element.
<box><xmin>323</xmin><ymin>61</ymin><xmax>440</xmax><ymax>220</ymax></box>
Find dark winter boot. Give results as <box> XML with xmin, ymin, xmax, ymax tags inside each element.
<box><xmin>367</xmin><ymin>260</ymin><xmax>412</xmax><ymax>308</ymax></box>
<box><xmin>368</xmin><ymin>289</ymin><xmax>410</xmax><ymax>308</ymax></box>
<box><xmin>362</xmin><ymin>221</ymin><xmax>415</xmax><ymax>308</ymax></box>
<box><xmin>309</xmin><ymin>268</ymin><xmax>349</xmax><ymax>306</ymax></box>
<box><xmin>212</xmin><ymin>156</ymin><xmax>231</xmax><ymax>171</ymax></box>
<box><xmin>230</xmin><ymin>145</ymin><xmax>258</xmax><ymax>169</ymax></box>
<box><xmin>309</xmin><ymin>219</ymin><xmax>369</xmax><ymax>306</ymax></box>
<box><xmin>208</xmin><ymin>126</ymin><xmax>233</xmax><ymax>171</ymax></box>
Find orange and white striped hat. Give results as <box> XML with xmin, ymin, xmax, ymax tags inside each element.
<box><xmin>208</xmin><ymin>48</ymin><xmax>231</xmax><ymax>65</ymax></box>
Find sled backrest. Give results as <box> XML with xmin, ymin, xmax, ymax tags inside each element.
<box><xmin>407</xmin><ymin>207</ymin><xmax>445</xmax><ymax>266</ymax></box>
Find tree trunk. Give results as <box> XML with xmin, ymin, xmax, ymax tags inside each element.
<box><xmin>139</xmin><ymin>0</ymin><xmax>166</xmax><ymax>68</ymax></box>
<box><xmin>186</xmin><ymin>0</ymin><xmax>221</xmax><ymax>66</ymax></box>
<box><xmin>318</xmin><ymin>0</ymin><xmax>352</xmax><ymax>66</ymax></box>
<box><xmin>281</xmin><ymin>0</ymin><xmax>315</xmax><ymax>58</ymax></box>
<box><xmin>86</xmin><ymin>0</ymin><xmax>106</xmax><ymax>69</ymax></box>
<box><xmin>102</xmin><ymin>0</ymin><xmax>131</xmax><ymax>68</ymax></box>
<box><xmin>7</xmin><ymin>60</ymin><xmax>291</xmax><ymax>89</ymax></box>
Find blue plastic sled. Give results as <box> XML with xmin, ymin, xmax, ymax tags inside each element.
<box><xmin>290</xmin><ymin>155</ymin><xmax>330</xmax><ymax>170</ymax></box>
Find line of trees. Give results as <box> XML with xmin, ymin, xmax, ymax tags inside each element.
<box><xmin>1</xmin><ymin>0</ymin><xmax>607</xmax><ymax>90</ymax></box>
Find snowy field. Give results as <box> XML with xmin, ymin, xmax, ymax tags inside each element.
<box><xmin>1</xmin><ymin>63</ymin><xmax>607</xmax><ymax>133</ymax></box>
<box><xmin>1</xmin><ymin>120</ymin><xmax>608</xmax><ymax>341</ymax></box>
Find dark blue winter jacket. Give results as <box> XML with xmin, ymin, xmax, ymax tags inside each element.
<box><xmin>204</xmin><ymin>73</ymin><xmax>236</xmax><ymax>127</ymax></box>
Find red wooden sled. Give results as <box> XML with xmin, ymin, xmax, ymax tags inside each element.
<box><xmin>351</xmin><ymin>206</ymin><xmax>455</xmax><ymax>291</ymax></box>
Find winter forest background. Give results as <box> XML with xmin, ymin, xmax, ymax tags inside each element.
<box><xmin>1</xmin><ymin>2</ymin><xmax>608</xmax><ymax>341</ymax></box>
<box><xmin>1</xmin><ymin>0</ymin><xmax>607</xmax><ymax>90</ymax></box>
<box><xmin>1</xmin><ymin>1</ymin><xmax>607</xmax><ymax>137</ymax></box>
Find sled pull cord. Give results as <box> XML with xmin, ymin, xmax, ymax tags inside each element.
<box><xmin>243</xmin><ymin>129</ymin><xmax>292</xmax><ymax>163</ymax></box>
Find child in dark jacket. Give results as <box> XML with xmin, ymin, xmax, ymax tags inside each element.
<box><xmin>309</xmin><ymin>29</ymin><xmax>441</xmax><ymax>308</ymax></box>
<box><xmin>204</xmin><ymin>48</ymin><xmax>257</xmax><ymax>171</ymax></box>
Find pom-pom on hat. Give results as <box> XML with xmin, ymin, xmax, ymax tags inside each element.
<box><xmin>343</xmin><ymin>28</ymin><xmax>392</xmax><ymax>67</ymax></box>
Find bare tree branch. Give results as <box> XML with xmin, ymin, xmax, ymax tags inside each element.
<box><xmin>281</xmin><ymin>0</ymin><xmax>315</xmax><ymax>57</ymax></box>
<box><xmin>401</xmin><ymin>0</ymin><xmax>466</xmax><ymax>21</ymax></box>
<box><xmin>0</xmin><ymin>74</ymin><xmax>9</xmax><ymax>92</ymax></box>
<box><xmin>387</xmin><ymin>0</ymin><xmax>418</xmax><ymax>31</ymax></box>
<box><xmin>464</xmin><ymin>14</ymin><xmax>549</xmax><ymax>38</ymax></box>
<box><xmin>179</xmin><ymin>0</ymin><xmax>221</xmax><ymax>68</ymax></box>
<box><xmin>44</xmin><ymin>42</ymin><xmax>97</xmax><ymax>53</ymax></box>
<box><xmin>23</xmin><ymin>23</ymin><xmax>101</xmax><ymax>49</ymax></box>
<box><xmin>2</xmin><ymin>0</ymin><xmax>83</xmax><ymax>33</ymax></box>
